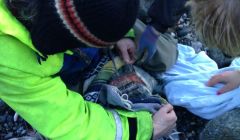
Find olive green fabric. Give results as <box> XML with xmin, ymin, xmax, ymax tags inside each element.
<box><xmin>0</xmin><ymin>0</ymin><xmax>153</xmax><ymax>139</ymax></box>
<box><xmin>134</xmin><ymin>19</ymin><xmax>178</xmax><ymax>73</ymax></box>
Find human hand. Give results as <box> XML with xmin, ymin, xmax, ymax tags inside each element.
<box><xmin>116</xmin><ymin>38</ymin><xmax>136</xmax><ymax>64</ymax></box>
<box><xmin>207</xmin><ymin>70</ymin><xmax>240</xmax><ymax>95</ymax></box>
<box><xmin>148</xmin><ymin>0</ymin><xmax>187</xmax><ymax>32</ymax></box>
<box><xmin>152</xmin><ymin>104</ymin><xmax>177</xmax><ymax>140</ymax></box>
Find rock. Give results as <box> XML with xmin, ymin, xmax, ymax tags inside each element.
<box><xmin>0</xmin><ymin>115</ymin><xmax>6</xmax><ymax>123</ymax></box>
<box><xmin>176</xmin><ymin>27</ymin><xmax>192</xmax><ymax>37</ymax></box>
<box><xmin>16</xmin><ymin>127</ymin><xmax>25</xmax><ymax>135</ymax></box>
<box><xmin>191</xmin><ymin>41</ymin><xmax>204</xmax><ymax>53</ymax></box>
<box><xmin>206</xmin><ymin>48</ymin><xmax>233</xmax><ymax>68</ymax></box>
<box><xmin>0</xmin><ymin>100</ymin><xmax>7</xmax><ymax>113</ymax></box>
<box><xmin>200</xmin><ymin>109</ymin><xmax>240</xmax><ymax>140</ymax></box>
<box><xmin>20</xmin><ymin>130</ymin><xmax>27</xmax><ymax>136</ymax></box>
<box><xmin>4</xmin><ymin>132</ymin><xmax>14</xmax><ymax>139</ymax></box>
<box><xmin>7</xmin><ymin>115</ymin><xmax>13</xmax><ymax>122</ymax></box>
<box><xmin>9</xmin><ymin>136</ymin><xmax>38</xmax><ymax>140</ymax></box>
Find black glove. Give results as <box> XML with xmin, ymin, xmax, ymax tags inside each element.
<box><xmin>148</xmin><ymin>0</ymin><xmax>188</xmax><ymax>33</ymax></box>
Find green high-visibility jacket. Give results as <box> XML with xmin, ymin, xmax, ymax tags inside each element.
<box><xmin>0</xmin><ymin>0</ymin><xmax>153</xmax><ymax>139</ymax></box>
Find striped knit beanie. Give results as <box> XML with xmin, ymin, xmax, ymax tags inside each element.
<box><xmin>30</xmin><ymin>0</ymin><xmax>139</xmax><ymax>55</ymax></box>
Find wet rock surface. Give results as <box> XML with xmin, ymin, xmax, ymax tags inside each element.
<box><xmin>206</xmin><ymin>48</ymin><xmax>233</xmax><ymax>68</ymax></box>
<box><xmin>200</xmin><ymin>109</ymin><xmax>240</xmax><ymax>140</ymax></box>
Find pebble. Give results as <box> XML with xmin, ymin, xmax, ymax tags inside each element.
<box><xmin>4</xmin><ymin>132</ymin><xmax>14</xmax><ymax>139</ymax></box>
<box><xmin>0</xmin><ymin>116</ymin><xmax>6</xmax><ymax>123</ymax></box>
<box><xmin>176</xmin><ymin>27</ymin><xmax>192</xmax><ymax>37</ymax></box>
<box><xmin>0</xmin><ymin>100</ymin><xmax>7</xmax><ymax>113</ymax></box>
<box><xmin>9</xmin><ymin>136</ymin><xmax>38</xmax><ymax>140</ymax></box>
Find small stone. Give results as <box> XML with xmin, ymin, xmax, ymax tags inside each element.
<box><xmin>191</xmin><ymin>41</ymin><xmax>203</xmax><ymax>53</ymax></box>
<box><xmin>4</xmin><ymin>123</ymin><xmax>8</xmax><ymax>128</ymax></box>
<box><xmin>0</xmin><ymin>100</ymin><xmax>7</xmax><ymax>113</ymax></box>
<box><xmin>7</xmin><ymin>116</ymin><xmax>13</xmax><ymax>122</ymax></box>
<box><xmin>8</xmin><ymin>122</ymin><xmax>14</xmax><ymax>128</ymax></box>
<box><xmin>4</xmin><ymin>132</ymin><xmax>13</xmax><ymax>139</ymax></box>
<box><xmin>176</xmin><ymin>27</ymin><xmax>192</xmax><ymax>37</ymax></box>
<box><xmin>9</xmin><ymin>136</ymin><xmax>39</xmax><ymax>140</ymax></box>
<box><xmin>187</xmin><ymin>132</ymin><xmax>193</xmax><ymax>138</ymax></box>
<box><xmin>190</xmin><ymin>122</ymin><xmax>196</xmax><ymax>125</ymax></box>
<box><xmin>0</xmin><ymin>116</ymin><xmax>6</xmax><ymax>123</ymax></box>
<box><xmin>16</xmin><ymin>126</ymin><xmax>25</xmax><ymax>135</ymax></box>
<box><xmin>12</xmin><ymin>126</ymin><xmax>17</xmax><ymax>131</ymax></box>
<box><xmin>20</xmin><ymin>130</ymin><xmax>27</xmax><ymax>136</ymax></box>
<box><xmin>206</xmin><ymin>48</ymin><xmax>233</xmax><ymax>68</ymax></box>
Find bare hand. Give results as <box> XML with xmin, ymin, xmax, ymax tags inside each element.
<box><xmin>152</xmin><ymin>104</ymin><xmax>177</xmax><ymax>140</ymax></box>
<box><xmin>207</xmin><ymin>70</ymin><xmax>240</xmax><ymax>95</ymax></box>
<box><xmin>116</xmin><ymin>38</ymin><xmax>136</xmax><ymax>64</ymax></box>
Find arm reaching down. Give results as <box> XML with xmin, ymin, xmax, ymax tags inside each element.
<box><xmin>0</xmin><ymin>66</ymin><xmax>153</xmax><ymax>140</ymax></box>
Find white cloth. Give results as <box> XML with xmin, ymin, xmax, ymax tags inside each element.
<box><xmin>163</xmin><ymin>44</ymin><xmax>240</xmax><ymax>119</ymax></box>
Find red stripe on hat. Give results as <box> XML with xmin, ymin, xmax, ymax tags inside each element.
<box><xmin>58</xmin><ymin>0</ymin><xmax>113</xmax><ymax>47</ymax></box>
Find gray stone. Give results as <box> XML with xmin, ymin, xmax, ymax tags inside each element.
<box><xmin>0</xmin><ymin>99</ymin><xmax>7</xmax><ymax>112</ymax></box>
<box><xmin>4</xmin><ymin>132</ymin><xmax>14</xmax><ymax>139</ymax></box>
<box><xmin>200</xmin><ymin>109</ymin><xmax>240</xmax><ymax>140</ymax></box>
<box><xmin>206</xmin><ymin>48</ymin><xmax>233</xmax><ymax>68</ymax></box>
<box><xmin>9</xmin><ymin>136</ymin><xmax>39</xmax><ymax>140</ymax></box>
<box><xmin>0</xmin><ymin>115</ymin><xmax>6</xmax><ymax>123</ymax></box>
<box><xmin>176</xmin><ymin>27</ymin><xmax>192</xmax><ymax>37</ymax></box>
<box><xmin>191</xmin><ymin>41</ymin><xmax>203</xmax><ymax>53</ymax></box>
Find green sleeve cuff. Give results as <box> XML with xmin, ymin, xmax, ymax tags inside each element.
<box><xmin>136</xmin><ymin>111</ymin><xmax>153</xmax><ymax>140</ymax></box>
<box><xmin>125</xmin><ymin>29</ymin><xmax>135</xmax><ymax>38</ymax></box>
<box><xmin>117</xmin><ymin>110</ymin><xmax>153</xmax><ymax>140</ymax></box>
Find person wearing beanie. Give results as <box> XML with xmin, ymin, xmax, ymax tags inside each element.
<box><xmin>0</xmin><ymin>0</ymin><xmax>177</xmax><ymax>139</ymax></box>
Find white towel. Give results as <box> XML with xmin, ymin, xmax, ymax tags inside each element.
<box><xmin>163</xmin><ymin>44</ymin><xmax>240</xmax><ymax>119</ymax></box>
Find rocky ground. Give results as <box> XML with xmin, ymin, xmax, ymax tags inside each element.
<box><xmin>0</xmin><ymin>100</ymin><xmax>46</xmax><ymax>140</ymax></box>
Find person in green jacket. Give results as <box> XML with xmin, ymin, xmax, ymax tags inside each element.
<box><xmin>0</xmin><ymin>0</ymin><xmax>177</xmax><ymax>139</ymax></box>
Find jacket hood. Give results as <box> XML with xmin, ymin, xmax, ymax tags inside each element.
<box><xmin>0</xmin><ymin>0</ymin><xmax>43</xmax><ymax>56</ymax></box>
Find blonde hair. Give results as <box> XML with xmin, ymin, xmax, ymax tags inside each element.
<box><xmin>187</xmin><ymin>0</ymin><xmax>240</xmax><ymax>57</ymax></box>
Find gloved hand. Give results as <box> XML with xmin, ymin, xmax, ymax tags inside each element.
<box><xmin>137</xmin><ymin>26</ymin><xmax>159</xmax><ymax>62</ymax></box>
<box><xmin>148</xmin><ymin>0</ymin><xmax>188</xmax><ymax>33</ymax></box>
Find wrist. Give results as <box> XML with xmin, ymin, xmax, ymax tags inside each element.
<box><xmin>152</xmin><ymin>122</ymin><xmax>163</xmax><ymax>140</ymax></box>
<box><xmin>152</xmin><ymin>123</ymin><xmax>158</xmax><ymax>140</ymax></box>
